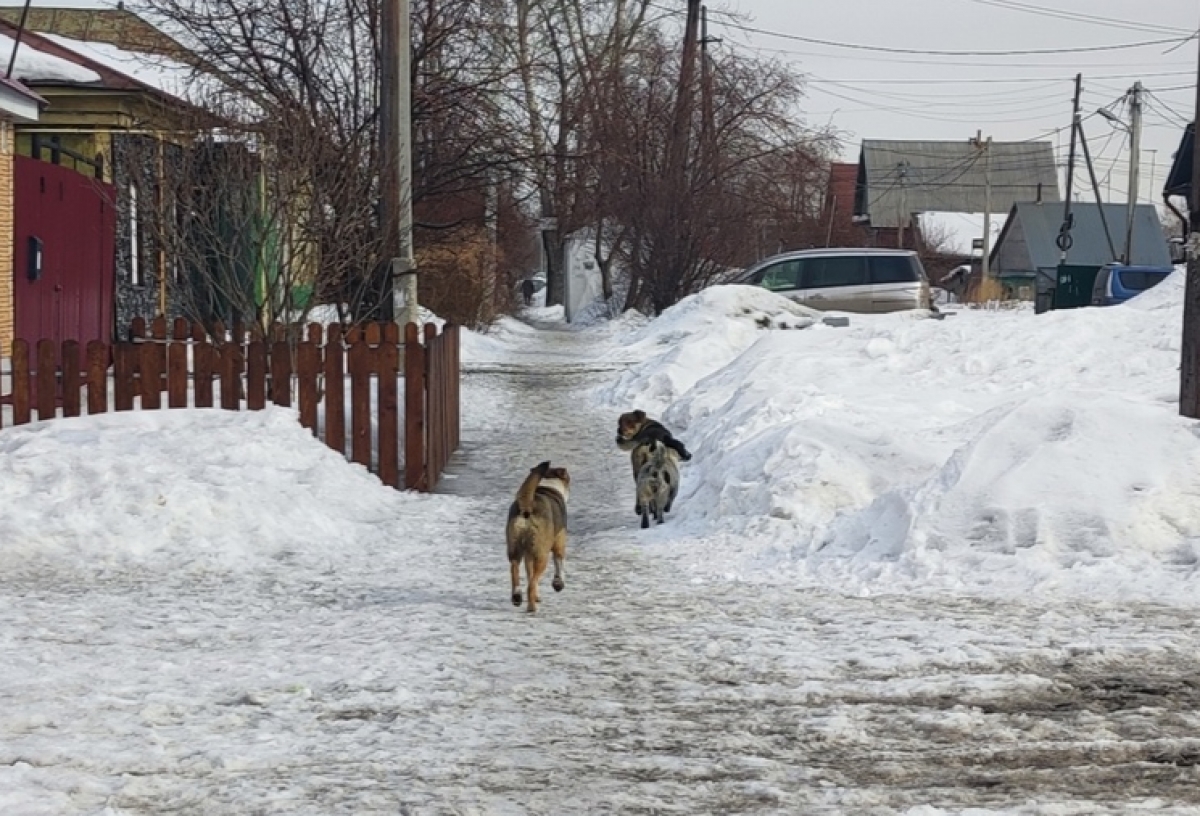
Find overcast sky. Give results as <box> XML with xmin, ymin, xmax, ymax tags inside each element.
<box><xmin>719</xmin><ymin>0</ymin><xmax>1196</xmax><ymax>208</ymax></box>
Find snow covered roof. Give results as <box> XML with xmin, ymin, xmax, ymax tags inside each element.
<box><xmin>0</xmin><ymin>31</ymin><xmax>100</xmax><ymax>84</ymax></box>
<box><xmin>41</xmin><ymin>32</ymin><xmax>190</xmax><ymax>97</ymax></box>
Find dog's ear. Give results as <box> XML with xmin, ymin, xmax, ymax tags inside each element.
<box><xmin>532</xmin><ymin>460</ymin><xmax>552</xmax><ymax>475</ymax></box>
<box><xmin>633</xmin><ymin>409</ymin><xmax>646</xmax><ymax>422</ymax></box>
<box><xmin>548</xmin><ymin>467</ymin><xmax>570</xmax><ymax>482</ymax></box>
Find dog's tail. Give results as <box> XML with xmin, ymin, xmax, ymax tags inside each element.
<box><xmin>515</xmin><ymin>461</ymin><xmax>552</xmax><ymax>519</ymax></box>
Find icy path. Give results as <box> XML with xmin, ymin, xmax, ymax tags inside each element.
<box><xmin>4</xmin><ymin>324</ymin><xmax>1200</xmax><ymax>814</ymax></box>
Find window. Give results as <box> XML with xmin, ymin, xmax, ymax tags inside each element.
<box><xmin>756</xmin><ymin>260</ymin><xmax>801</xmax><ymax>291</ymax></box>
<box><xmin>129</xmin><ymin>181</ymin><xmax>143</xmax><ymax>286</ymax></box>
<box><xmin>802</xmin><ymin>255</ymin><xmax>866</xmax><ymax>289</ymax></box>
<box><xmin>869</xmin><ymin>255</ymin><xmax>921</xmax><ymax>284</ymax></box>
<box><xmin>1116</xmin><ymin>269</ymin><xmax>1169</xmax><ymax>292</ymax></box>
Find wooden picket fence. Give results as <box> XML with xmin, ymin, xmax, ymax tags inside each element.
<box><xmin>0</xmin><ymin>317</ymin><xmax>461</xmax><ymax>492</ymax></box>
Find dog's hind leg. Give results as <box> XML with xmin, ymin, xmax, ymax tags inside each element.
<box><xmin>510</xmin><ymin>559</ymin><xmax>522</xmax><ymax>607</ymax></box>
<box><xmin>551</xmin><ymin>532</ymin><xmax>566</xmax><ymax>592</ymax></box>
<box><xmin>526</xmin><ymin>553</ymin><xmax>549</xmax><ymax>613</ymax></box>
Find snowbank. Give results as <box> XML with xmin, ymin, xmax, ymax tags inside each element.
<box><xmin>597</xmin><ymin>285</ymin><xmax>820</xmax><ymax>412</ymax></box>
<box><xmin>0</xmin><ymin>408</ymin><xmax>454</xmax><ymax>575</ymax></box>
<box><xmin>623</xmin><ymin>273</ymin><xmax>1200</xmax><ymax>602</ymax></box>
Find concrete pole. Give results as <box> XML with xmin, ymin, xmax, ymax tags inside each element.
<box><xmin>382</xmin><ymin>0</ymin><xmax>418</xmax><ymax>328</ymax></box>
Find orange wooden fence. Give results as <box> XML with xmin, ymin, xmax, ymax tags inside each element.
<box><xmin>0</xmin><ymin>317</ymin><xmax>461</xmax><ymax>492</ymax></box>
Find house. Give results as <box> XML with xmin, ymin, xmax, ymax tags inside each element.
<box><xmin>854</xmin><ymin>139</ymin><xmax>1060</xmax><ymax>249</ymax></box>
<box><xmin>0</xmin><ymin>9</ymin><xmax>232</xmax><ymax>348</ymax></box>
<box><xmin>991</xmin><ymin>200</ymin><xmax>1171</xmax><ymax>308</ymax></box>
<box><xmin>821</xmin><ymin>162</ymin><xmax>872</xmax><ymax>247</ymax></box>
<box><xmin>0</xmin><ymin>69</ymin><xmax>43</xmax><ymax>358</ymax></box>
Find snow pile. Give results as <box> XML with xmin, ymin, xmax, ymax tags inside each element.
<box><xmin>638</xmin><ymin>273</ymin><xmax>1200</xmax><ymax>601</ymax></box>
<box><xmin>0</xmin><ymin>408</ymin><xmax>453</xmax><ymax>575</ymax></box>
<box><xmin>597</xmin><ymin>285</ymin><xmax>819</xmax><ymax>412</ymax></box>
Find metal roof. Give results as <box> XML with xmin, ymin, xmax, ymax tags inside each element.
<box><xmin>994</xmin><ymin>201</ymin><xmax>1171</xmax><ymax>272</ymax></box>
<box><xmin>856</xmin><ymin>140</ymin><xmax>1061</xmax><ymax>228</ymax></box>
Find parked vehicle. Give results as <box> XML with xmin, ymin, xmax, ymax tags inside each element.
<box><xmin>1089</xmin><ymin>263</ymin><xmax>1173</xmax><ymax>307</ymax></box>
<box><xmin>739</xmin><ymin>248</ymin><xmax>932</xmax><ymax>313</ymax></box>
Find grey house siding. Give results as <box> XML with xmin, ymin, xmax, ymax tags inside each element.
<box><xmin>994</xmin><ymin>213</ymin><xmax>1033</xmax><ymax>277</ymax></box>
<box><xmin>111</xmin><ymin>134</ymin><xmax>187</xmax><ymax>337</ymax></box>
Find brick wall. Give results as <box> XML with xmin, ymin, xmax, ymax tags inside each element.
<box><xmin>0</xmin><ymin>120</ymin><xmax>13</xmax><ymax>358</ymax></box>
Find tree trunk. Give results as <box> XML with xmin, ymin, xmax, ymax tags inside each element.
<box><xmin>542</xmin><ymin>224</ymin><xmax>565</xmax><ymax>307</ymax></box>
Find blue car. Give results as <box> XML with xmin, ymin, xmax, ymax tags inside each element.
<box><xmin>1090</xmin><ymin>263</ymin><xmax>1173</xmax><ymax>306</ymax></box>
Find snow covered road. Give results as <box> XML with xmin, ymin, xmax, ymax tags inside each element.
<box><xmin>4</xmin><ymin>321</ymin><xmax>1200</xmax><ymax>814</ymax></box>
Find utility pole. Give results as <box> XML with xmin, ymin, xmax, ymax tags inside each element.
<box><xmin>897</xmin><ymin>161</ymin><xmax>908</xmax><ymax>248</ymax></box>
<box><xmin>1077</xmin><ymin>119</ymin><xmax>1119</xmax><ymax>261</ymax></box>
<box><xmin>1124</xmin><ymin>81</ymin><xmax>1143</xmax><ymax>264</ymax></box>
<box><xmin>699</xmin><ymin>5</ymin><xmax>720</xmax><ymax>173</ymax></box>
<box><xmin>1058</xmin><ymin>74</ymin><xmax>1082</xmax><ymax>265</ymax></box>
<box><xmin>1180</xmin><ymin>29</ymin><xmax>1200</xmax><ymax>419</ymax></box>
<box><xmin>971</xmin><ymin>131</ymin><xmax>993</xmax><ymax>279</ymax></box>
<box><xmin>381</xmin><ymin>0</ymin><xmax>418</xmax><ymax>327</ymax></box>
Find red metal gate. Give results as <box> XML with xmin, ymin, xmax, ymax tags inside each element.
<box><xmin>13</xmin><ymin>155</ymin><xmax>117</xmax><ymax>348</ymax></box>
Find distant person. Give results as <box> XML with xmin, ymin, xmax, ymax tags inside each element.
<box><xmin>520</xmin><ymin>278</ymin><xmax>535</xmax><ymax>306</ymax></box>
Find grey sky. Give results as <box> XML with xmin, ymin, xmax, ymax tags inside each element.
<box><xmin>723</xmin><ymin>0</ymin><xmax>1196</xmax><ymax>208</ymax></box>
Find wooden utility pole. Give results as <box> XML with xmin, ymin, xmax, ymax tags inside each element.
<box><xmin>971</xmin><ymin>131</ymin><xmax>993</xmax><ymax>278</ymax></box>
<box><xmin>381</xmin><ymin>0</ymin><xmax>418</xmax><ymax>327</ymax></box>
<box><xmin>1058</xmin><ymin>74</ymin><xmax>1082</xmax><ymax>265</ymax></box>
<box><xmin>699</xmin><ymin>5</ymin><xmax>720</xmax><ymax>172</ymax></box>
<box><xmin>1124</xmin><ymin>81</ymin><xmax>1144</xmax><ymax>264</ymax></box>
<box><xmin>1180</xmin><ymin>31</ymin><xmax>1200</xmax><ymax>418</ymax></box>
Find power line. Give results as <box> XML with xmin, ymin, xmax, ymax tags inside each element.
<box><xmin>710</xmin><ymin>17</ymin><xmax>1190</xmax><ymax>57</ymax></box>
<box><xmin>962</xmin><ymin>0</ymin><xmax>1191</xmax><ymax>37</ymax></box>
<box><xmin>803</xmin><ymin>71</ymin><xmax>1194</xmax><ymax>86</ymax></box>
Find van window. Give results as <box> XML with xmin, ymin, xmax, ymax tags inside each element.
<box><xmin>757</xmin><ymin>260</ymin><xmax>801</xmax><ymax>291</ymax></box>
<box><xmin>802</xmin><ymin>256</ymin><xmax>866</xmax><ymax>288</ymax></box>
<box><xmin>1116</xmin><ymin>269</ymin><xmax>1170</xmax><ymax>291</ymax></box>
<box><xmin>869</xmin><ymin>255</ymin><xmax>920</xmax><ymax>284</ymax></box>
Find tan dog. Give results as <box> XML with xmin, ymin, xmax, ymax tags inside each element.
<box><xmin>506</xmin><ymin>461</ymin><xmax>570</xmax><ymax>613</ymax></box>
<box><xmin>616</xmin><ymin>409</ymin><xmax>693</xmax><ymax>480</ymax></box>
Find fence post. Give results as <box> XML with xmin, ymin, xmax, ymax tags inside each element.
<box><xmin>378</xmin><ymin>323</ymin><xmax>400</xmax><ymax>488</ymax></box>
<box><xmin>297</xmin><ymin>332</ymin><xmax>320</xmax><ymax>433</ymax></box>
<box><xmin>62</xmin><ymin>340</ymin><xmax>81</xmax><ymax>418</ymax></box>
<box><xmin>220</xmin><ymin>338</ymin><xmax>241</xmax><ymax>410</ymax></box>
<box><xmin>349</xmin><ymin>335</ymin><xmax>371</xmax><ymax>468</ymax></box>
<box><xmin>246</xmin><ymin>339</ymin><xmax>268</xmax><ymax>410</ymax></box>
<box><xmin>192</xmin><ymin>323</ymin><xmax>214</xmax><ymax>409</ymax></box>
<box><xmin>168</xmin><ymin>318</ymin><xmax>189</xmax><ymax>408</ymax></box>
<box><xmin>12</xmin><ymin>339</ymin><xmax>30</xmax><ymax>425</ymax></box>
<box><xmin>139</xmin><ymin>333</ymin><xmax>161</xmax><ymax>410</ymax></box>
<box><xmin>151</xmin><ymin>316</ymin><xmax>167</xmax><ymax>394</ymax></box>
<box><xmin>426</xmin><ymin>324</ymin><xmax>440</xmax><ymax>489</ymax></box>
<box><xmin>325</xmin><ymin>324</ymin><xmax>345</xmax><ymax>454</ymax></box>
<box><xmin>86</xmin><ymin>341</ymin><xmax>108</xmax><ymax>415</ymax></box>
<box><xmin>36</xmin><ymin>339</ymin><xmax>57</xmax><ymax>421</ymax></box>
<box><xmin>404</xmin><ymin>322</ymin><xmax>425</xmax><ymax>490</ymax></box>
<box><xmin>113</xmin><ymin>344</ymin><xmax>136</xmax><ymax>411</ymax></box>
<box><xmin>270</xmin><ymin>340</ymin><xmax>292</xmax><ymax>407</ymax></box>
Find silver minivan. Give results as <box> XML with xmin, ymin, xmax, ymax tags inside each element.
<box><xmin>740</xmin><ymin>248</ymin><xmax>932</xmax><ymax>313</ymax></box>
